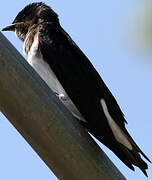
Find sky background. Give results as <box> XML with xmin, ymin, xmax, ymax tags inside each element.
<box><xmin>0</xmin><ymin>0</ymin><xmax>152</xmax><ymax>179</ymax></box>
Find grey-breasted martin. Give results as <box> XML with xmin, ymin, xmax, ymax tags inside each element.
<box><xmin>2</xmin><ymin>2</ymin><xmax>151</xmax><ymax>176</ymax></box>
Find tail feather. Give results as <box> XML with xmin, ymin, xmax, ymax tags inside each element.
<box><xmin>124</xmin><ymin>130</ymin><xmax>151</xmax><ymax>163</ymax></box>
<box><xmin>99</xmin><ymin>97</ymin><xmax>150</xmax><ymax>176</ymax></box>
<box><xmin>80</xmin><ymin>119</ymin><xmax>150</xmax><ymax>176</ymax></box>
<box><xmin>116</xmin><ymin>143</ymin><xmax>148</xmax><ymax>177</ymax></box>
<box><xmin>130</xmin><ymin>148</ymin><xmax>148</xmax><ymax>177</ymax></box>
<box><xmin>123</xmin><ymin>131</ymin><xmax>150</xmax><ymax>176</ymax></box>
<box><xmin>90</xmin><ymin>128</ymin><xmax>150</xmax><ymax>177</ymax></box>
<box><xmin>105</xmin><ymin>131</ymin><xmax>150</xmax><ymax>177</ymax></box>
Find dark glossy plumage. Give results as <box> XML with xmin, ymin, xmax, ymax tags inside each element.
<box><xmin>2</xmin><ymin>2</ymin><xmax>151</xmax><ymax>176</ymax></box>
<box><xmin>38</xmin><ymin>22</ymin><xmax>150</xmax><ymax>176</ymax></box>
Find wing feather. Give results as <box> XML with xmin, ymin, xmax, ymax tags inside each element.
<box><xmin>38</xmin><ymin>23</ymin><xmax>126</xmax><ymax>128</ymax></box>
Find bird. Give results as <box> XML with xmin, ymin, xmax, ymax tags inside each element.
<box><xmin>2</xmin><ymin>2</ymin><xmax>151</xmax><ymax>176</ymax></box>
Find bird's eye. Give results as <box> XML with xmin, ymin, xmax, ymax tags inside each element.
<box><xmin>22</xmin><ymin>14</ymin><xmax>26</xmax><ymax>20</ymax></box>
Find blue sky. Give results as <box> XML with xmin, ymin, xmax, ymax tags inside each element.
<box><xmin>0</xmin><ymin>0</ymin><xmax>152</xmax><ymax>179</ymax></box>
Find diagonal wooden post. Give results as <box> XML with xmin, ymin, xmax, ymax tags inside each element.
<box><xmin>0</xmin><ymin>32</ymin><xmax>126</xmax><ymax>180</ymax></box>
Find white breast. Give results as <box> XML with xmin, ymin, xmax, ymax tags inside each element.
<box><xmin>26</xmin><ymin>37</ymin><xmax>86</xmax><ymax>122</ymax></box>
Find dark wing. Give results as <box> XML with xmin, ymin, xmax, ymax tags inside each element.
<box><xmin>38</xmin><ymin>23</ymin><xmax>150</xmax><ymax>175</ymax></box>
<box><xmin>38</xmin><ymin>23</ymin><xmax>126</xmax><ymax>129</ymax></box>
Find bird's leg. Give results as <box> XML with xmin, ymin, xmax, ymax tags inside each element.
<box><xmin>58</xmin><ymin>93</ymin><xmax>67</xmax><ymax>101</ymax></box>
<box><xmin>55</xmin><ymin>92</ymin><xmax>67</xmax><ymax>101</ymax></box>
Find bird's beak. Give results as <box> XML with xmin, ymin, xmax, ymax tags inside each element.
<box><xmin>2</xmin><ymin>24</ymin><xmax>16</xmax><ymax>31</ymax></box>
<box><xmin>2</xmin><ymin>22</ymin><xmax>24</xmax><ymax>31</ymax></box>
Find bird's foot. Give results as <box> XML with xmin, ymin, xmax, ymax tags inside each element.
<box><xmin>55</xmin><ymin>92</ymin><xmax>67</xmax><ymax>101</ymax></box>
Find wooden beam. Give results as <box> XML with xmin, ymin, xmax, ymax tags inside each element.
<box><xmin>0</xmin><ymin>32</ymin><xmax>126</xmax><ymax>180</ymax></box>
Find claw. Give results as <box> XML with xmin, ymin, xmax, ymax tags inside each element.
<box><xmin>55</xmin><ymin>92</ymin><xmax>67</xmax><ymax>101</ymax></box>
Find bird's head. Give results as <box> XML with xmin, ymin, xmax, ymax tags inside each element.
<box><xmin>2</xmin><ymin>2</ymin><xmax>59</xmax><ymax>41</ymax></box>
